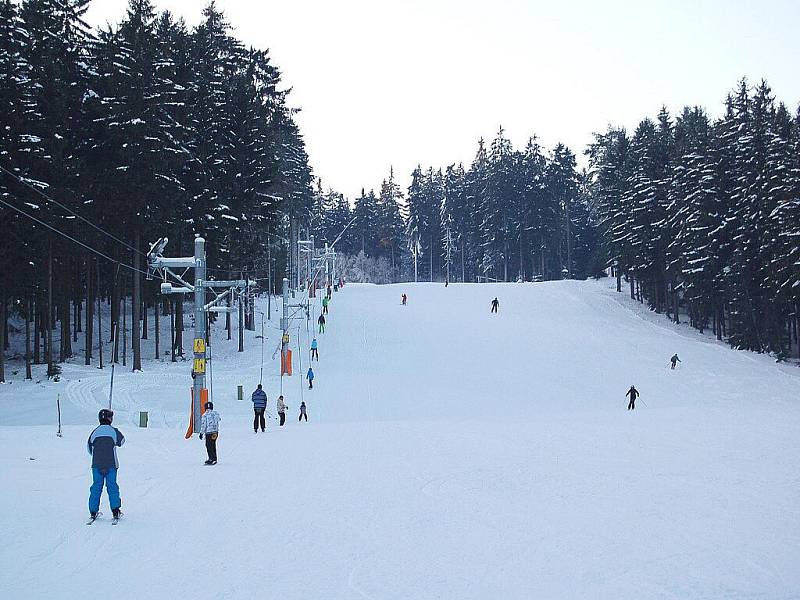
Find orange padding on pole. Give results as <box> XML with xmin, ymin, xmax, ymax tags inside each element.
<box><xmin>185</xmin><ymin>388</ymin><xmax>209</xmax><ymax>439</ymax></box>
<box><xmin>281</xmin><ymin>349</ymin><xmax>293</xmax><ymax>375</ymax></box>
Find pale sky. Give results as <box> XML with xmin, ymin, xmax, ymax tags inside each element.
<box><xmin>86</xmin><ymin>0</ymin><xmax>800</xmax><ymax>200</ymax></box>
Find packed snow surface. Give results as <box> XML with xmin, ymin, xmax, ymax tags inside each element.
<box><xmin>1</xmin><ymin>280</ymin><xmax>799</xmax><ymax>599</ymax></box>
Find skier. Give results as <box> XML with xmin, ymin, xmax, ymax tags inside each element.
<box><xmin>670</xmin><ymin>354</ymin><xmax>681</xmax><ymax>370</ymax></box>
<box><xmin>626</xmin><ymin>385</ymin><xmax>640</xmax><ymax>410</ymax></box>
<box><xmin>491</xmin><ymin>298</ymin><xmax>499</xmax><ymax>313</ymax></box>
<box><xmin>310</xmin><ymin>338</ymin><xmax>319</xmax><ymax>361</ymax></box>
<box><xmin>318</xmin><ymin>313</ymin><xmax>326</xmax><ymax>334</ymax></box>
<box><xmin>322</xmin><ymin>295</ymin><xmax>329</xmax><ymax>315</ymax></box>
<box><xmin>307</xmin><ymin>366</ymin><xmax>315</xmax><ymax>389</ymax></box>
<box><xmin>277</xmin><ymin>395</ymin><xmax>287</xmax><ymax>426</ymax></box>
<box><xmin>299</xmin><ymin>401</ymin><xmax>308</xmax><ymax>422</ymax></box>
<box><xmin>87</xmin><ymin>408</ymin><xmax>125</xmax><ymax>523</ymax></box>
<box><xmin>199</xmin><ymin>401</ymin><xmax>221</xmax><ymax>465</ymax></box>
<box><xmin>401</xmin><ymin>293</ymin><xmax>407</xmax><ymax>306</ymax></box>
<box><xmin>327</xmin><ymin>285</ymin><xmax>332</xmax><ymax>300</ymax></box>
<box><xmin>251</xmin><ymin>383</ymin><xmax>267</xmax><ymax>433</ymax></box>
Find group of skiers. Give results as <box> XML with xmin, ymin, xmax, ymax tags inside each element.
<box><xmin>86</xmin><ymin>287</ymin><xmax>339</xmax><ymax>523</ymax></box>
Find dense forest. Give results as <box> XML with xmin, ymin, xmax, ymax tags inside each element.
<box><xmin>0</xmin><ymin>0</ymin><xmax>314</xmax><ymax>380</ymax></box>
<box><xmin>1</xmin><ymin>0</ymin><xmax>798</xmax><ymax>383</ymax></box>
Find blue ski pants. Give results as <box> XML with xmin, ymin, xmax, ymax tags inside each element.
<box><xmin>89</xmin><ymin>467</ymin><xmax>121</xmax><ymax>513</ymax></box>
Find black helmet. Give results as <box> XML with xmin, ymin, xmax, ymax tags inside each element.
<box><xmin>205</xmin><ymin>401</ymin><xmax>213</xmax><ymax>411</ymax></box>
<box><xmin>98</xmin><ymin>408</ymin><xmax>114</xmax><ymax>424</ymax></box>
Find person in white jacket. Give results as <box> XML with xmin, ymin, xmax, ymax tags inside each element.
<box><xmin>277</xmin><ymin>395</ymin><xmax>288</xmax><ymax>426</ymax></box>
<box><xmin>199</xmin><ymin>401</ymin><xmax>221</xmax><ymax>465</ymax></box>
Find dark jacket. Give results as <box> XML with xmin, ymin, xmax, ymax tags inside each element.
<box><xmin>252</xmin><ymin>388</ymin><xmax>267</xmax><ymax>409</ymax></box>
<box><xmin>87</xmin><ymin>424</ymin><xmax>125</xmax><ymax>471</ymax></box>
<box><xmin>626</xmin><ymin>387</ymin><xmax>639</xmax><ymax>400</ymax></box>
<box><xmin>318</xmin><ymin>315</ymin><xmax>326</xmax><ymax>324</ymax></box>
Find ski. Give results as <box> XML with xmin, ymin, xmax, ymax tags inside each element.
<box><xmin>112</xmin><ymin>511</ymin><xmax>123</xmax><ymax>525</ymax></box>
<box><xmin>86</xmin><ymin>511</ymin><xmax>102</xmax><ymax>525</ymax></box>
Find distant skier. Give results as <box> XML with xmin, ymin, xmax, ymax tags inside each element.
<box><xmin>327</xmin><ymin>285</ymin><xmax>332</xmax><ymax>300</ymax></box>
<box><xmin>310</xmin><ymin>338</ymin><xmax>319</xmax><ymax>361</ymax></box>
<box><xmin>402</xmin><ymin>293</ymin><xmax>407</xmax><ymax>306</ymax></box>
<box><xmin>491</xmin><ymin>298</ymin><xmax>499</xmax><ymax>313</ymax></box>
<box><xmin>307</xmin><ymin>366</ymin><xmax>315</xmax><ymax>389</ymax></box>
<box><xmin>670</xmin><ymin>354</ymin><xmax>681</xmax><ymax>370</ymax></box>
<box><xmin>322</xmin><ymin>296</ymin><xmax>329</xmax><ymax>315</ymax></box>
<box><xmin>87</xmin><ymin>409</ymin><xmax>125</xmax><ymax>523</ymax></box>
<box><xmin>626</xmin><ymin>385</ymin><xmax>640</xmax><ymax>410</ymax></box>
<box><xmin>299</xmin><ymin>401</ymin><xmax>308</xmax><ymax>422</ymax></box>
<box><xmin>277</xmin><ymin>395</ymin><xmax>288</xmax><ymax>426</ymax></box>
<box><xmin>251</xmin><ymin>384</ymin><xmax>267</xmax><ymax>433</ymax></box>
<box><xmin>445</xmin><ymin>278</ymin><xmax>449</xmax><ymax>287</ymax></box>
<box><xmin>318</xmin><ymin>314</ymin><xmax>326</xmax><ymax>333</ymax></box>
<box><xmin>199</xmin><ymin>401</ymin><xmax>221</xmax><ymax>465</ymax></box>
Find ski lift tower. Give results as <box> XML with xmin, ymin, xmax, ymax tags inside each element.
<box><xmin>147</xmin><ymin>236</ymin><xmax>253</xmax><ymax>434</ymax></box>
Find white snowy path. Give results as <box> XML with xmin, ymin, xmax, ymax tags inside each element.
<box><xmin>1</xmin><ymin>280</ymin><xmax>799</xmax><ymax>599</ymax></box>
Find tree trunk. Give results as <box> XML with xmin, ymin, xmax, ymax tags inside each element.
<box><xmin>238</xmin><ymin>294</ymin><xmax>244</xmax><ymax>353</ymax></box>
<box><xmin>226</xmin><ymin>293</ymin><xmax>231</xmax><ymax>340</ymax></box>
<box><xmin>132</xmin><ymin>234</ymin><xmax>142</xmax><ymax>371</ymax></box>
<box><xmin>46</xmin><ymin>241</ymin><xmax>54</xmax><ymax>376</ymax></box>
<box><xmin>175</xmin><ymin>299</ymin><xmax>184</xmax><ymax>357</ymax></box>
<box><xmin>0</xmin><ymin>296</ymin><xmax>5</xmax><ymax>383</ymax></box>
<box><xmin>25</xmin><ymin>294</ymin><xmax>32</xmax><ymax>379</ymax></box>
<box><xmin>142</xmin><ymin>297</ymin><xmax>148</xmax><ymax>340</ymax></box>
<box><xmin>122</xmin><ymin>274</ymin><xmax>127</xmax><ymax>367</ymax></box>
<box><xmin>97</xmin><ymin>259</ymin><xmax>104</xmax><ymax>369</ymax></box>
<box><xmin>85</xmin><ymin>257</ymin><xmax>93</xmax><ymax>365</ymax></box>
<box><xmin>59</xmin><ymin>277</ymin><xmax>71</xmax><ymax>361</ymax></box>
<box><xmin>33</xmin><ymin>289</ymin><xmax>40</xmax><ymax>364</ymax></box>
<box><xmin>170</xmin><ymin>299</ymin><xmax>176</xmax><ymax>363</ymax></box>
<box><xmin>154</xmin><ymin>298</ymin><xmax>160</xmax><ymax>360</ymax></box>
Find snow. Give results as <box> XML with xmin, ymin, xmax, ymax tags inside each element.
<box><xmin>1</xmin><ymin>280</ymin><xmax>799</xmax><ymax>599</ymax></box>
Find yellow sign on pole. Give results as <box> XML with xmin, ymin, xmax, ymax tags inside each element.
<box><xmin>193</xmin><ymin>358</ymin><xmax>206</xmax><ymax>374</ymax></box>
<box><xmin>193</xmin><ymin>338</ymin><xmax>206</xmax><ymax>354</ymax></box>
<box><xmin>282</xmin><ymin>333</ymin><xmax>289</xmax><ymax>344</ymax></box>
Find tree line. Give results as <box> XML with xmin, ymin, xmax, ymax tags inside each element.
<box><xmin>311</xmin><ymin>79</ymin><xmax>799</xmax><ymax>360</ymax></box>
<box><xmin>0</xmin><ymin>0</ymin><xmax>314</xmax><ymax>381</ymax></box>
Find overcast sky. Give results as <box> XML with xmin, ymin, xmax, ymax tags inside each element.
<box><xmin>85</xmin><ymin>0</ymin><xmax>800</xmax><ymax>200</ymax></box>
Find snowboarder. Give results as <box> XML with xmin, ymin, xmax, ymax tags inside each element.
<box><xmin>318</xmin><ymin>314</ymin><xmax>326</xmax><ymax>333</ymax></box>
<box><xmin>626</xmin><ymin>385</ymin><xmax>640</xmax><ymax>410</ymax></box>
<box><xmin>299</xmin><ymin>401</ymin><xmax>308</xmax><ymax>422</ymax></box>
<box><xmin>199</xmin><ymin>401</ymin><xmax>221</xmax><ymax>464</ymax></box>
<box><xmin>670</xmin><ymin>354</ymin><xmax>681</xmax><ymax>370</ymax></box>
<box><xmin>87</xmin><ymin>408</ymin><xmax>125</xmax><ymax>523</ymax></box>
<box><xmin>491</xmin><ymin>298</ymin><xmax>499</xmax><ymax>313</ymax></box>
<box><xmin>322</xmin><ymin>295</ymin><xmax>329</xmax><ymax>315</ymax></box>
<box><xmin>310</xmin><ymin>338</ymin><xmax>319</xmax><ymax>361</ymax></box>
<box><xmin>401</xmin><ymin>293</ymin><xmax>407</xmax><ymax>305</ymax></box>
<box><xmin>277</xmin><ymin>395</ymin><xmax>287</xmax><ymax>426</ymax></box>
<box><xmin>307</xmin><ymin>366</ymin><xmax>315</xmax><ymax>389</ymax></box>
<box><xmin>251</xmin><ymin>384</ymin><xmax>267</xmax><ymax>433</ymax></box>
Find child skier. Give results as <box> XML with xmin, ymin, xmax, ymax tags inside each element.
<box><xmin>277</xmin><ymin>395</ymin><xmax>287</xmax><ymax>426</ymax></box>
<box><xmin>199</xmin><ymin>401</ymin><xmax>221</xmax><ymax>465</ymax></box>
<box><xmin>491</xmin><ymin>298</ymin><xmax>499</xmax><ymax>313</ymax></box>
<box><xmin>626</xmin><ymin>385</ymin><xmax>640</xmax><ymax>410</ymax></box>
<box><xmin>87</xmin><ymin>408</ymin><xmax>125</xmax><ymax>523</ymax></box>
<box><xmin>251</xmin><ymin>383</ymin><xmax>267</xmax><ymax>433</ymax></box>
<box><xmin>299</xmin><ymin>401</ymin><xmax>308</xmax><ymax>422</ymax></box>
<box><xmin>670</xmin><ymin>354</ymin><xmax>681</xmax><ymax>370</ymax></box>
<box><xmin>322</xmin><ymin>295</ymin><xmax>329</xmax><ymax>314</ymax></box>
<box><xmin>307</xmin><ymin>366</ymin><xmax>315</xmax><ymax>389</ymax></box>
<box><xmin>318</xmin><ymin>314</ymin><xmax>326</xmax><ymax>333</ymax></box>
<box><xmin>310</xmin><ymin>338</ymin><xmax>319</xmax><ymax>361</ymax></box>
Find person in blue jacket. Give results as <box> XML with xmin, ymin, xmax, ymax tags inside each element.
<box><xmin>307</xmin><ymin>367</ymin><xmax>315</xmax><ymax>389</ymax></box>
<box><xmin>310</xmin><ymin>338</ymin><xmax>319</xmax><ymax>361</ymax></box>
<box><xmin>251</xmin><ymin>383</ymin><xmax>267</xmax><ymax>433</ymax></box>
<box><xmin>87</xmin><ymin>408</ymin><xmax>125</xmax><ymax>522</ymax></box>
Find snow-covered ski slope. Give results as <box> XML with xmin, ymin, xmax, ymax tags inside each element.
<box><xmin>2</xmin><ymin>280</ymin><xmax>799</xmax><ymax>599</ymax></box>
